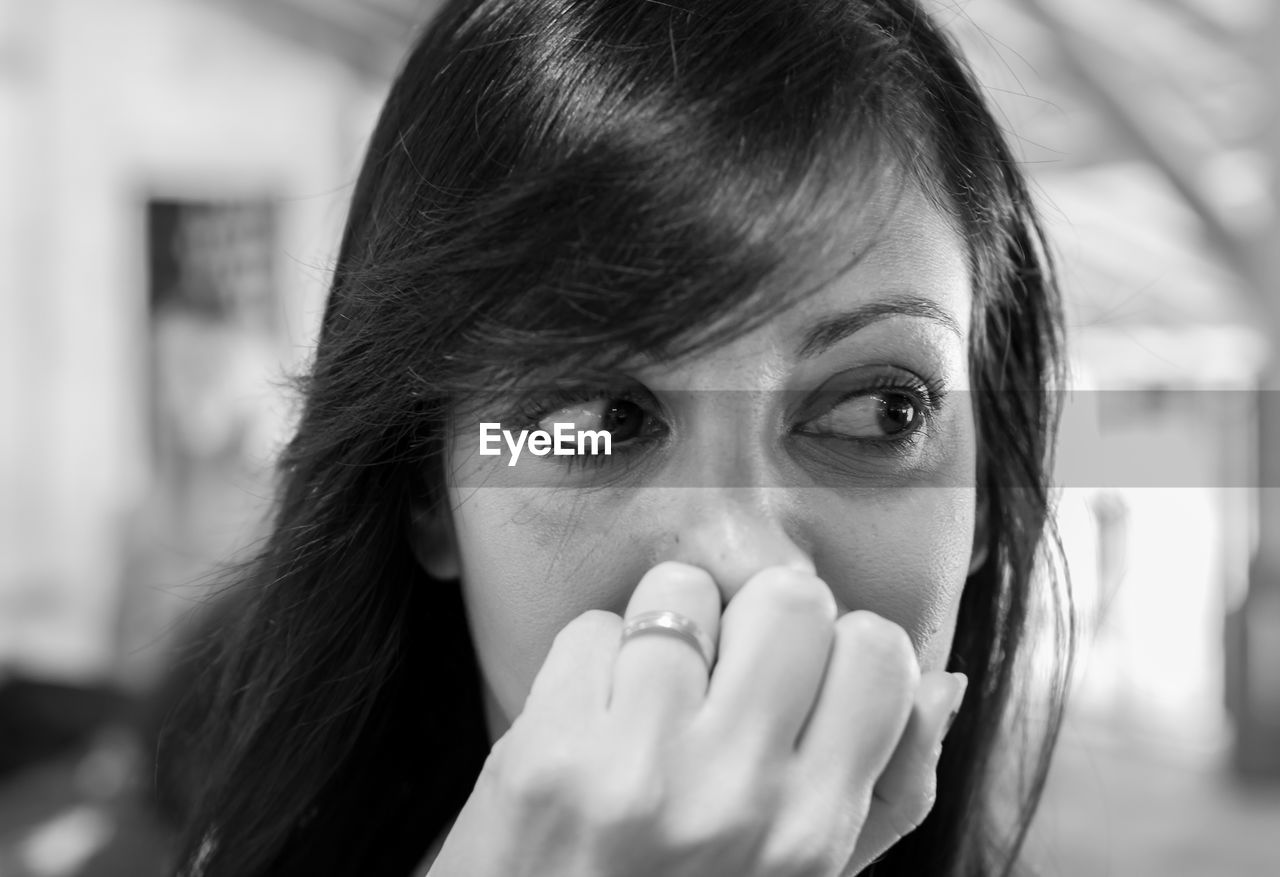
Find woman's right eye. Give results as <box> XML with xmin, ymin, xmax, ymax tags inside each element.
<box><xmin>536</xmin><ymin>397</ymin><xmax>661</xmax><ymax>445</ymax></box>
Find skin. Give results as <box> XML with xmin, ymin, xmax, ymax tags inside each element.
<box><xmin>412</xmin><ymin>178</ymin><xmax>982</xmax><ymax>875</ymax></box>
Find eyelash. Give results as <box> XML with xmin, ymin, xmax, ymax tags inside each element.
<box><xmin>509</xmin><ymin>371</ymin><xmax>947</xmax><ymax>473</ymax></box>
<box><xmin>796</xmin><ymin>372</ymin><xmax>946</xmax><ymax>454</ymax></box>
<box><xmin>514</xmin><ymin>387</ymin><xmax>667</xmax><ymax>472</ymax></box>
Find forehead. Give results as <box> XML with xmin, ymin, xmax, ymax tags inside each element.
<box><xmin>638</xmin><ymin>178</ymin><xmax>972</xmax><ymax>385</ymax></box>
<box><xmin>804</xmin><ymin>177</ymin><xmax>971</xmax><ymax>324</ymax></box>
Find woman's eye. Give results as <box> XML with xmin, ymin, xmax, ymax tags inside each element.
<box><xmin>537</xmin><ymin>397</ymin><xmax>652</xmax><ymax>443</ymax></box>
<box><xmin>804</xmin><ymin>390</ymin><xmax>924</xmax><ymax>439</ymax></box>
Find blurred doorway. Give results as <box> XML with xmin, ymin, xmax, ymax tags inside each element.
<box><xmin>117</xmin><ymin>197</ymin><xmax>283</xmax><ymax>689</ymax></box>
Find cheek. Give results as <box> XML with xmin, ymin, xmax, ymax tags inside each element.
<box><xmin>814</xmin><ymin>487</ymin><xmax>975</xmax><ymax>671</ymax></box>
<box><xmin>448</xmin><ymin>489</ymin><xmax>640</xmax><ymax>720</ymax></box>
<box><xmin>449</xmin><ymin>483</ymin><xmax>977</xmax><ymax>720</ymax></box>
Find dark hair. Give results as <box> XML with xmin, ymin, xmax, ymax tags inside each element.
<box><xmin>171</xmin><ymin>1</ymin><xmax>1069</xmax><ymax>874</ymax></box>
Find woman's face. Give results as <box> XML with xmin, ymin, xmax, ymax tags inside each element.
<box><xmin>417</xmin><ymin>181</ymin><xmax>982</xmax><ymax>739</ymax></box>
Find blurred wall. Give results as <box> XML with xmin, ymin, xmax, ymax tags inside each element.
<box><xmin>0</xmin><ymin>0</ymin><xmax>386</xmax><ymax>683</ymax></box>
<box><xmin>948</xmin><ymin>0</ymin><xmax>1277</xmax><ymax>761</ymax></box>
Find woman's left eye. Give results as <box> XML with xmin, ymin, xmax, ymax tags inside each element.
<box><xmin>800</xmin><ymin>389</ymin><xmax>928</xmax><ymax>440</ymax></box>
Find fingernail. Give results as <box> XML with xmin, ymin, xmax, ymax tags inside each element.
<box><xmin>940</xmin><ymin>672</ymin><xmax>968</xmax><ymax>744</ymax></box>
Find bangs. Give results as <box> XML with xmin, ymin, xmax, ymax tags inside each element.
<box><xmin>335</xmin><ymin>0</ymin><xmax>1014</xmax><ymax>402</ymax></box>
<box><xmin>421</xmin><ymin>128</ymin><xmax>899</xmax><ymax>389</ymax></box>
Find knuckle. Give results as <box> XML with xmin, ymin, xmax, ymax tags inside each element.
<box><xmin>668</xmin><ymin>768</ymin><xmax>775</xmax><ymax>849</ymax></box>
<box><xmin>588</xmin><ymin>772</ymin><xmax>660</xmax><ymax>829</ymax></box>
<box><xmin>557</xmin><ymin>609</ymin><xmax>621</xmax><ymax>648</ymax></box>
<box><xmin>530</xmin><ymin>611</ymin><xmax>618</xmax><ymax>698</ymax></box>
<box><xmin>837</xmin><ymin>612</ymin><xmax>919</xmax><ymax>682</ymax></box>
<box><xmin>498</xmin><ymin>746</ymin><xmax>576</xmax><ymax>807</ymax></box>
<box><xmin>499</xmin><ymin>743</ymin><xmax>665</xmax><ymax>829</ymax></box>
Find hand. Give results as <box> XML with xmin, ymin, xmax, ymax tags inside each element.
<box><xmin>427</xmin><ymin>561</ymin><xmax>967</xmax><ymax>877</ymax></box>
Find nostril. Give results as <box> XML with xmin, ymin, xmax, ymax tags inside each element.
<box><xmin>657</xmin><ymin>490</ymin><xmax>814</xmax><ymax>597</ymax></box>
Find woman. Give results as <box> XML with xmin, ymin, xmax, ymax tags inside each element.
<box><xmin>171</xmin><ymin>0</ymin><xmax>1070</xmax><ymax>874</ymax></box>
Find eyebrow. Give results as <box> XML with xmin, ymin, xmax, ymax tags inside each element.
<box><xmin>796</xmin><ymin>294</ymin><xmax>963</xmax><ymax>359</ymax></box>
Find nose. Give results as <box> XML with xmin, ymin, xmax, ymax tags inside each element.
<box><xmin>661</xmin><ymin>489</ymin><xmax>815</xmax><ymax>603</ymax></box>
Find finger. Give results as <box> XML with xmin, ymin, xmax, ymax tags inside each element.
<box><xmin>701</xmin><ymin>567</ymin><xmax>837</xmax><ymax>753</ymax></box>
<box><xmin>609</xmin><ymin>562</ymin><xmax>722</xmax><ymax>729</ymax></box>
<box><xmin>523</xmin><ymin>609</ymin><xmax>623</xmax><ymax>718</ymax></box>
<box><xmin>852</xmin><ymin>671</ymin><xmax>967</xmax><ymax>864</ymax></box>
<box><xmin>795</xmin><ymin>611</ymin><xmax>918</xmax><ymax>790</ymax></box>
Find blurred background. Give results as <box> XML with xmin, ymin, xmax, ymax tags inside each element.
<box><xmin>1</xmin><ymin>0</ymin><xmax>1278</xmax><ymax>874</ymax></box>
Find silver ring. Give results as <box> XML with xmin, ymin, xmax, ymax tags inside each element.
<box><xmin>620</xmin><ymin>610</ymin><xmax>716</xmax><ymax>671</ymax></box>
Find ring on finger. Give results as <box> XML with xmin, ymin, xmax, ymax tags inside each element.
<box><xmin>620</xmin><ymin>609</ymin><xmax>717</xmax><ymax>671</ymax></box>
